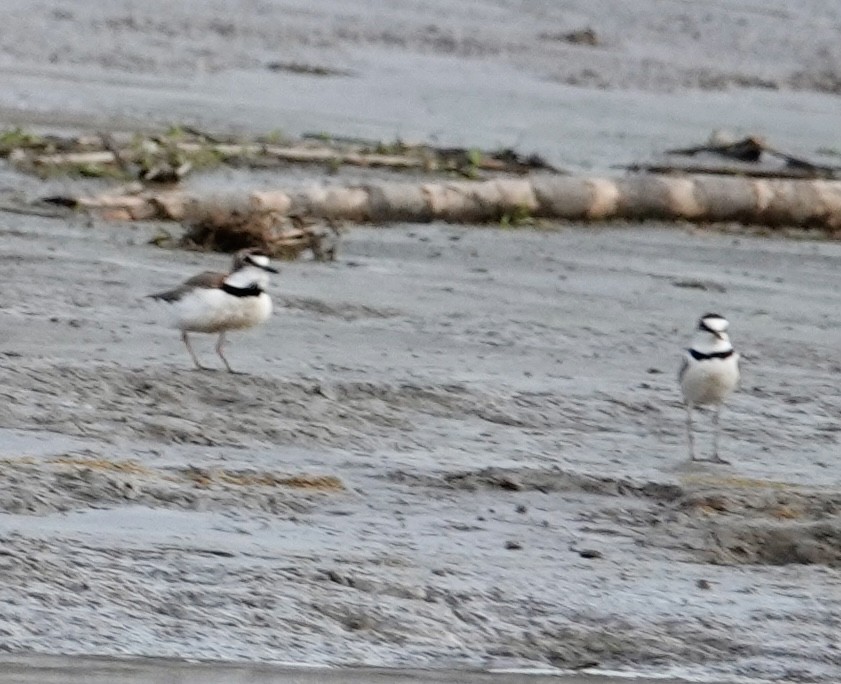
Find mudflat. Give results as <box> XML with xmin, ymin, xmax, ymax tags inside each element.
<box><xmin>0</xmin><ymin>655</ymin><xmax>708</xmax><ymax>684</ymax></box>
<box><xmin>0</xmin><ymin>215</ymin><xmax>839</xmax><ymax>682</ymax></box>
<box><xmin>0</xmin><ymin>2</ymin><xmax>839</xmax><ymax>683</ymax></box>
<box><xmin>0</xmin><ymin>1</ymin><xmax>839</xmax><ymax>170</ymax></box>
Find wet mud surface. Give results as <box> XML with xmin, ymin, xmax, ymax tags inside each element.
<box><xmin>0</xmin><ymin>2</ymin><xmax>840</xmax><ymax>682</ymax></box>
<box><xmin>0</xmin><ymin>1</ymin><xmax>839</xmax><ymax>170</ymax></box>
<box><xmin>5</xmin><ymin>0</ymin><xmax>840</xmax><ymax>93</ymax></box>
<box><xmin>0</xmin><ymin>215</ymin><xmax>839</xmax><ymax>681</ymax></box>
<box><xmin>0</xmin><ymin>655</ymin><xmax>698</xmax><ymax>684</ymax></box>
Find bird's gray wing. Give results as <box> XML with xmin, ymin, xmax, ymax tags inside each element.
<box><xmin>148</xmin><ymin>271</ymin><xmax>226</xmax><ymax>302</ymax></box>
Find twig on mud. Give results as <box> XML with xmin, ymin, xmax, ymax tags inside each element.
<box><xmin>0</xmin><ymin>126</ymin><xmax>560</xmax><ymax>183</ymax></box>
<box><xmin>624</xmin><ymin>134</ymin><xmax>841</xmax><ymax>180</ymax></box>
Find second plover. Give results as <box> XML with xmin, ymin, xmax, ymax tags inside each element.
<box><xmin>679</xmin><ymin>313</ymin><xmax>740</xmax><ymax>463</ymax></box>
<box><xmin>149</xmin><ymin>248</ymin><xmax>278</xmax><ymax>372</ymax></box>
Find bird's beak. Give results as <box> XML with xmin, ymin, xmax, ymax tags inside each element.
<box><xmin>263</xmin><ymin>264</ymin><xmax>279</xmax><ymax>274</ymax></box>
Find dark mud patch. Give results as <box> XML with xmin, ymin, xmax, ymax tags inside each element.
<box><xmin>388</xmin><ymin>465</ymin><xmax>684</xmax><ymax>502</ymax></box>
<box><xmin>390</xmin><ymin>465</ymin><xmax>841</xmax><ymax>569</ymax></box>
<box><xmin>788</xmin><ymin>69</ymin><xmax>841</xmax><ymax>95</ymax></box>
<box><xmin>664</xmin><ymin>482</ymin><xmax>841</xmax><ymax>568</ymax></box>
<box><xmin>265</xmin><ymin>62</ymin><xmax>354</xmax><ymax>78</ymax></box>
<box><xmin>705</xmin><ymin>518</ymin><xmax>841</xmax><ymax>567</ymax></box>
<box><xmin>642</xmin><ymin>481</ymin><xmax>841</xmax><ymax>568</ymax></box>
<box><xmin>538</xmin><ymin>28</ymin><xmax>601</xmax><ymax>47</ymax></box>
<box><xmin>675</xmin><ymin>481</ymin><xmax>841</xmax><ymax>519</ymax></box>
<box><xmin>0</xmin><ymin>455</ymin><xmax>345</xmax><ymax>516</ymax></box>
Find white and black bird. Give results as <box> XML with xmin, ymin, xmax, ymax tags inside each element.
<box><xmin>149</xmin><ymin>248</ymin><xmax>278</xmax><ymax>372</ymax></box>
<box><xmin>679</xmin><ymin>313</ymin><xmax>740</xmax><ymax>463</ymax></box>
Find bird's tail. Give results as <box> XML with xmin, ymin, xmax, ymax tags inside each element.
<box><xmin>147</xmin><ymin>290</ymin><xmax>178</xmax><ymax>302</ymax></box>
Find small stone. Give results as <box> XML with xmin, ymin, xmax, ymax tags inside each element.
<box><xmin>697</xmin><ymin>579</ymin><xmax>711</xmax><ymax>590</ymax></box>
<box><xmin>578</xmin><ymin>549</ymin><xmax>603</xmax><ymax>559</ymax></box>
<box><xmin>314</xmin><ymin>383</ymin><xmax>338</xmax><ymax>400</ymax></box>
<box><xmin>515</xmin><ymin>504</ymin><xmax>527</xmax><ymax>514</ymax></box>
<box><xmin>505</xmin><ymin>540</ymin><xmax>523</xmax><ymax>550</ymax></box>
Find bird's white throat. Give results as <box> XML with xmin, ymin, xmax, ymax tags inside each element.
<box><xmin>691</xmin><ymin>331</ymin><xmax>732</xmax><ymax>356</ymax></box>
<box><xmin>224</xmin><ymin>265</ymin><xmax>271</xmax><ymax>291</ymax></box>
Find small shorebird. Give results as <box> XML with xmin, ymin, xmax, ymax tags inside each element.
<box><xmin>149</xmin><ymin>248</ymin><xmax>278</xmax><ymax>372</ymax></box>
<box><xmin>679</xmin><ymin>313</ymin><xmax>740</xmax><ymax>463</ymax></box>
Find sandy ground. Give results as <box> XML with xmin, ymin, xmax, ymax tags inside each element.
<box><xmin>0</xmin><ymin>1</ymin><xmax>840</xmax><ymax>683</ymax></box>
<box><xmin>0</xmin><ymin>1</ymin><xmax>839</xmax><ymax>170</ymax></box>
<box><xmin>0</xmin><ymin>212</ymin><xmax>840</xmax><ymax>682</ymax></box>
<box><xmin>0</xmin><ymin>655</ymin><xmax>698</xmax><ymax>684</ymax></box>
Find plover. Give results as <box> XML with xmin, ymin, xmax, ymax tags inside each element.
<box><xmin>679</xmin><ymin>313</ymin><xmax>740</xmax><ymax>463</ymax></box>
<box><xmin>149</xmin><ymin>248</ymin><xmax>278</xmax><ymax>372</ymax></box>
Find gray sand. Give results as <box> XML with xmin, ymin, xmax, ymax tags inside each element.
<box><xmin>0</xmin><ymin>215</ymin><xmax>840</xmax><ymax>682</ymax></box>
<box><xmin>0</xmin><ymin>655</ymin><xmax>706</xmax><ymax>684</ymax></box>
<box><xmin>0</xmin><ymin>1</ymin><xmax>840</xmax><ymax>683</ymax></box>
<box><xmin>0</xmin><ymin>1</ymin><xmax>839</xmax><ymax>170</ymax></box>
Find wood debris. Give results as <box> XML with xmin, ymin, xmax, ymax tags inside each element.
<box><xmin>0</xmin><ymin>126</ymin><xmax>559</xmax><ymax>184</ymax></box>
<box><xmin>625</xmin><ymin>133</ymin><xmax>841</xmax><ymax>180</ymax></box>
<box><xmin>41</xmin><ymin>174</ymin><xmax>841</xmax><ymax>231</ymax></box>
<box><xmin>178</xmin><ymin>202</ymin><xmax>342</xmax><ymax>261</ymax></box>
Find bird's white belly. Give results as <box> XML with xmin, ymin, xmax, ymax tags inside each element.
<box><xmin>173</xmin><ymin>290</ymin><xmax>272</xmax><ymax>333</ymax></box>
<box><xmin>681</xmin><ymin>355</ymin><xmax>740</xmax><ymax>406</ymax></box>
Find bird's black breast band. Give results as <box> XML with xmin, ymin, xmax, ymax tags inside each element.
<box><xmin>222</xmin><ymin>283</ymin><xmax>263</xmax><ymax>298</ymax></box>
<box><xmin>689</xmin><ymin>348</ymin><xmax>734</xmax><ymax>361</ymax></box>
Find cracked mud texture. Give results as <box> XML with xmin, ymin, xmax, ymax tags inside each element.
<box><xmin>0</xmin><ymin>213</ymin><xmax>840</xmax><ymax>682</ymax></box>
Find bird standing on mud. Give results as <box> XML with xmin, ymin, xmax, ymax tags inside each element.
<box><xmin>149</xmin><ymin>248</ymin><xmax>278</xmax><ymax>372</ymax></box>
<box><xmin>679</xmin><ymin>313</ymin><xmax>740</xmax><ymax>463</ymax></box>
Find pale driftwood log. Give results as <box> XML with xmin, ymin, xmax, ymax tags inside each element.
<box><xmin>177</xmin><ymin>142</ymin><xmax>429</xmax><ymax>170</ymax></box>
<box><xmin>65</xmin><ymin>175</ymin><xmax>841</xmax><ymax>229</ymax></box>
<box><xmin>252</xmin><ymin>176</ymin><xmax>841</xmax><ymax>228</ymax></box>
<box><xmin>30</xmin><ymin>143</ymin><xmax>459</xmax><ymax>173</ymax></box>
<box><xmin>33</xmin><ymin>150</ymin><xmax>118</xmax><ymax>166</ymax></box>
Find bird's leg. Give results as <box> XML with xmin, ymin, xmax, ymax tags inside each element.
<box><xmin>182</xmin><ymin>331</ymin><xmax>206</xmax><ymax>370</ymax></box>
<box><xmin>215</xmin><ymin>332</ymin><xmax>235</xmax><ymax>373</ymax></box>
<box><xmin>685</xmin><ymin>403</ymin><xmax>696</xmax><ymax>461</ymax></box>
<box><xmin>709</xmin><ymin>405</ymin><xmax>730</xmax><ymax>464</ymax></box>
